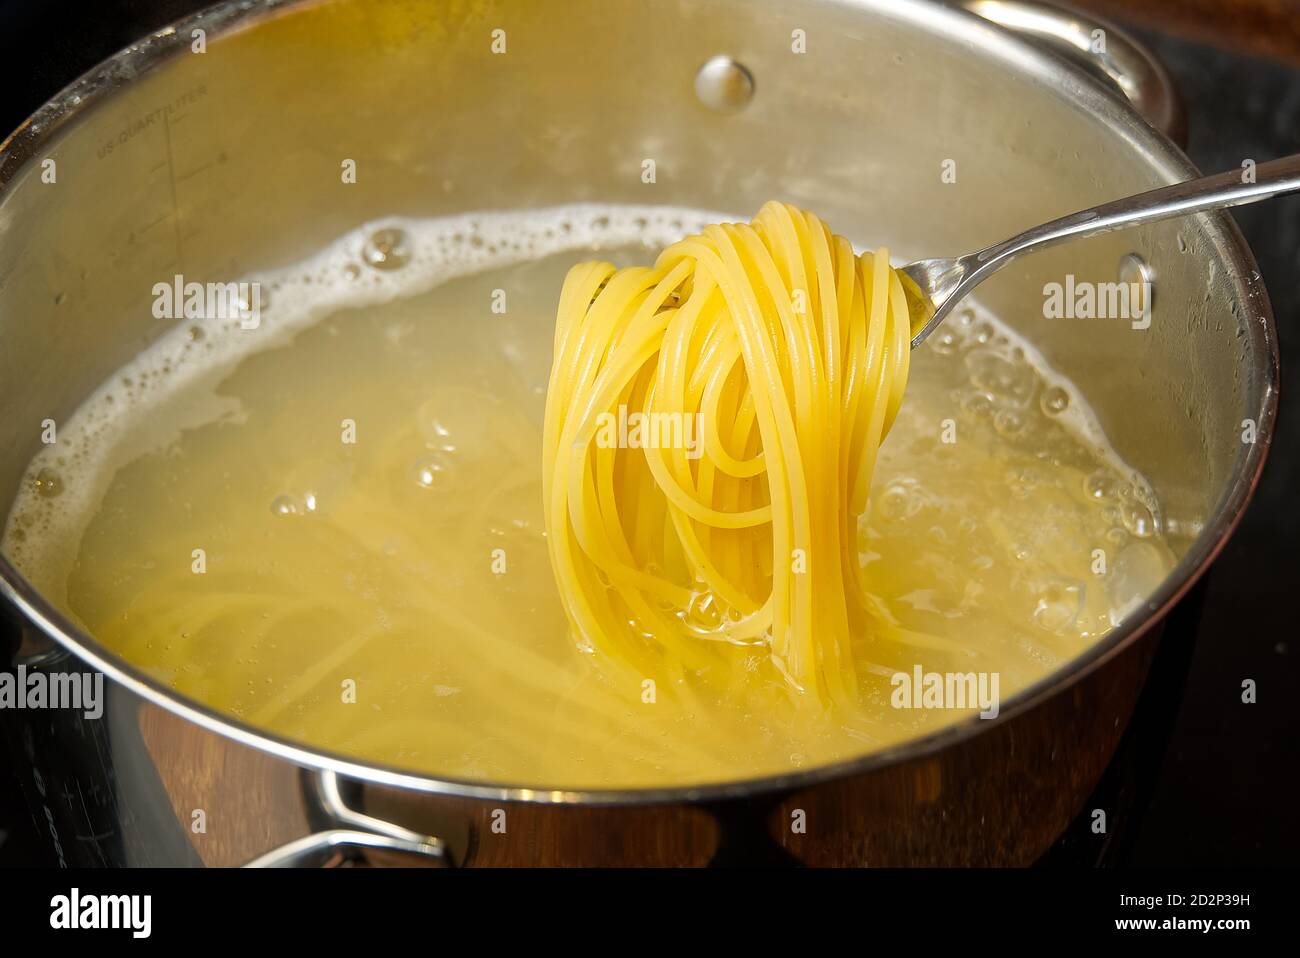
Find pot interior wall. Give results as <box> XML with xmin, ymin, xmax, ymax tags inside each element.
<box><xmin>0</xmin><ymin>0</ymin><xmax>1263</xmax><ymax>603</ymax></box>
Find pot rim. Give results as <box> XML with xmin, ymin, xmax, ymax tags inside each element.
<box><xmin>0</xmin><ymin>0</ymin><xmax>1280</xmax><ymax>806</ymax></box>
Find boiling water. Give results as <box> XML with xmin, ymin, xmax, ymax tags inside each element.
<box><xmin>1</xmin><ymin>205</ymin><xmax>1175</xmax><ymax>788</ymax></box>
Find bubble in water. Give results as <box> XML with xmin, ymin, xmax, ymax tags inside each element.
<box><xmin>1120</xmin><ymin>498</ymin><xmax>1156</xmax><ymax>538</ymax></box>
<box><xmin>993</xmin><ymin>408</ymin><xmax>1027</xmax><ymax>439</ymax></box>
<box><xmin>414</xmin><ymin>388</ymin><xmax>508</xmax><ymax>452</ymax></box>
<box><xmin>929</xmin><ymin>328</ymin><xmax>960</xmax><ymax>356</ymax></box>
<box><xmin>1006</xmin><ymin>466</ymin><xmax>1039</xmax><ymax>500</ymax></box>
<box><xmin>960</xmin><ymin>390</ymin><xmax>995</xmax><ymax>419</ymax></box>
<box><xmin>685</xmin><ymin>591</ymin><xmax>722</xmax><ymax>631</ymax></box>
<box><xmin>270</xmin><ymin>491</ymin><xmax>317</xmax><ymax>516</ymax></box>
<box><xmin>362</xmin><ymin>228</ymin><xmax>413</xmax><ymax>271</ymax></box>
<box><xmin>31</xmin><ymin>468</ymin><xmax>63</xmax><ymax>498</ymax></box>
<box><xmin>1033</xmin><ymin>578</ymin><xmax>1084</xmax><ymax>634</ymax></box>
<box><xmin>965</xmin><ymin>349</ymin><xmax>1036</xmax><ymax>405</ymax></box>
<box><xmin>1084</xmin><ymin>470</ymin><xmax>1119</xmax><ymax>500</ymax></box>
<box><xmin>876</xmin><ymin>478</ymin><xmax>924</xmax><ymax>521</ymax></box>
<box><xmin>411</xmin><ymin>453</ymin><xmax>453</xmax><ymax>490</ymax></box>
<box><xmin>1040</xmin><ymin>385</ymin><xmax>1070</xmax><ymax>416</ymax></box>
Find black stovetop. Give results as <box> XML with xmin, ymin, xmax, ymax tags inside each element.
<box><xmin>0</xmin><ymin>2</ymin><xmax>1295</xmax><ymax>867</ymax></box>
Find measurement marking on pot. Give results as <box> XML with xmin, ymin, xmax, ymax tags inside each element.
<box><xmin>138</xmin><ymin>211</ymin><xmax>170</xmax><ymax>235</ymax></box>
<box><xmin>162</xmin><ymin>107</ymin><xmax>185</xmax><ymax>272</ymax></box>
<box><xmin>176</xmin><ymin>159</ymin><xmax>218</xmax><ymax>183</ymax></box>
<box><xmin>94</xmin><ymin>83</ymin><xmax>208</xmax><ymax>161</ymax></box>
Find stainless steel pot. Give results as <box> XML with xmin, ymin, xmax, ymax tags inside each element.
<box><xmin>0</xmin><ymin>0</ymin><xmax>1278</xmax><ymax>866</ymax></box>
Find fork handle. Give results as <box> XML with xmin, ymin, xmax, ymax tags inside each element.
<box><xmin>976</xmin><ymin>153</ymin><xmax>1300</xmax><ymax>268</ymax></box>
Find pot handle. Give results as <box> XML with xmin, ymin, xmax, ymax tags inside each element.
<box><xmin>244</xmin><ymin>770</ymin><xmax>450</xmax><ymax>867</ymax></box>
<box><xmin>245</xmin><ymin>829</ymin><xmax>447</xmax><ymax>867</ymax></box>
<box><xmin>959</xmin><ymin>0</ymin><xmax>1187</xmax><ymax>147</ymax></box>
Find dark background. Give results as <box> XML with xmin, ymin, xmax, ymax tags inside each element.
<box><xmin>0</xmin><ymin>0</ymin><xmax>1294</xmax><ymax>866</ymax></box>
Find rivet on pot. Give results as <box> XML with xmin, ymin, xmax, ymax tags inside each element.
<box><xmin>1119</xmin><ymin>253</ymin><xmax>1155</xmax><ymax>318</ymax></box>
<box><xmin>694</xmin><ymin>56</ymin><xmax>755</xmax><ymax>114</ymax></box>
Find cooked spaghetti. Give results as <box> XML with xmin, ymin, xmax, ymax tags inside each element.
<box><xmin>543</xmin><ymin>202</ymin><xmax>915</xmax><ymax>710</ymax></box>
